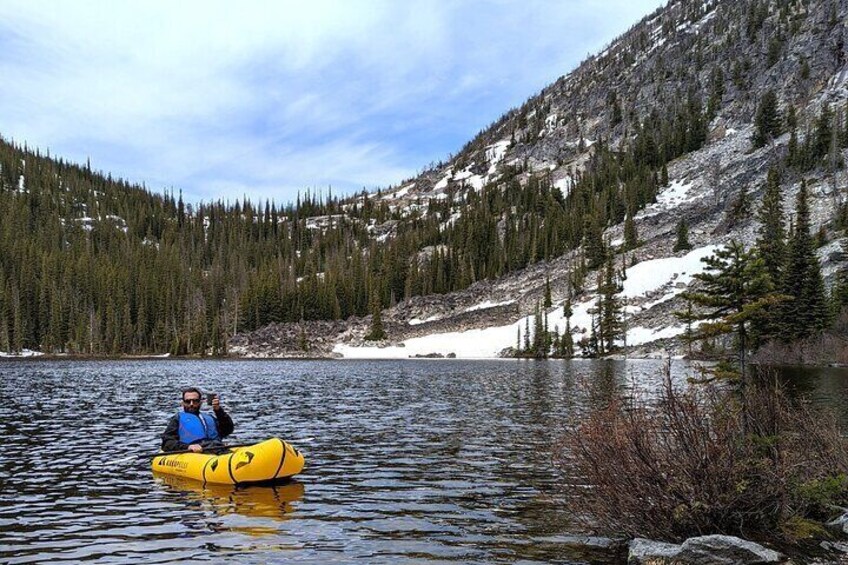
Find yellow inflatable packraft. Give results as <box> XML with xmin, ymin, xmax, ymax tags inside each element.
<box><xmin>151</xmin><ymin>437</ymin><xmax>305</xmax><ymax>485</ymax></box>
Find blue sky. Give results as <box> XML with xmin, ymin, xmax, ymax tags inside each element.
<box><xmin>0</xmin><ymin>0</ymin><xmax>665</xmax><ymax>204</ymax></box>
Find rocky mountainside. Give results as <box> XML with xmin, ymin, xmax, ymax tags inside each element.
<box><xmin>231</xmin><ymin>0</ymin><xmax>848</xmax><ymax>359</ymax></box>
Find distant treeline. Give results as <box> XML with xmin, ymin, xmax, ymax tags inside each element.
<box><xmin>0</xmin><ymin>89</ymin><xmax>844</xmax><ymax>355</ymax></box>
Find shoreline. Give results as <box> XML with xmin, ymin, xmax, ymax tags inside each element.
<box><xmin>0</xmin><ymin>352</ymin><xmax>846</xmax><ymax>368</ymax></box>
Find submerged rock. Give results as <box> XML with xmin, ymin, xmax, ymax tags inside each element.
<box><xmin>629</xmin><ymin>535</ymin><xmax>785</xmax><ymax>564</ymax></box>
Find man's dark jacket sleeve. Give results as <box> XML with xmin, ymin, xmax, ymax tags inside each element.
<box><xmin>161</xmin><ymin>409</ymin><xmax>235</xmax><ymax>452</ymax></box>
<box><xmin>215</xmin><ymin>409</ymin><xmax>234</xmax><ymax>438</ymax></box>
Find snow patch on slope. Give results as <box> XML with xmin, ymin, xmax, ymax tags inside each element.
<box><xmin>383</xmin><ymin>183</ymin><xmax>414</xmax><ymax>200</ymax></box>
<box><xmin>464</xmin><ymin>300</ymin><xmax>514</xmax><ymax>313</ymax></box>
<box><xmin>485</xmin><ymin>140</ymin><xmax>510</xmax><ymax>175</ymax></box>
<box><xmin>637</xmin><ymin>178</ymin><xmax>696</xmax><ymax>219</ymax></box>
<box><xmin>334</xmin><ymin>244</ymin><xmax>720</xmax><ymax>359</ymax></box>
<box><xmin>554</xmin><ymin>176</ymin><xmax>573</xmax><ymax>198</ymax></box>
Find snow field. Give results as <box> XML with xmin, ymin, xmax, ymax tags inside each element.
<box><xmin>335</xmin><ymin>244</ymin><xmax>721</xmax><ymax>359</ymax></box>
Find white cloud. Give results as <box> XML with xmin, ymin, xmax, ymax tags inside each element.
<box><xmin>0</xmin><ymin>0</ymin><xmax>664</xmax><ymax>203</ymax></box>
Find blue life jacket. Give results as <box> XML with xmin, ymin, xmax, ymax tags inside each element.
<box><xmin>177</xmin><ymin>411</ymin><xmax>220</xmax><ymax>445</ymax></box>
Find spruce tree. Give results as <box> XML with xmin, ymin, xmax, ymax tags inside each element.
<box><xmin>586</xmin><ymin>308</ymin><xmax>600</xmax><ymax>358</ymax></box>
<box><xmin>561</xmin><ymin>317</ymin><xmax>574</xmax><ymax>358</ymax></box>
<box><xmin>365</xmin><ymin>288</ymin><xmax>386</xmax><ymax>341</ymax></box>
<box><xmin>786</xmin><ymin>106</ymin><xmax>800</xmax><ymax>167</ymax></box>
<box><xmin>729</xmin><ymin>185</ymin><xmax>752</xmax><ymax>223</ymax></box>
<box><xmin>583</xmin><ymin>215</ymin><xmax>606</xmax><ymax>270</ymax></box>
<box><xmin>831</xmin><ymin>269</ymin><xmax>848</xmax><ymax>313</ymax></box>
<box><xmin>814</xmin><ymin>103</ymin><xmax>834</xmax><ymax>161</ymax></box>
<box><xmin>752</xmin><ymin>89</ymin><xmax>782</xmax><ymax>148</ymax></box>
<box><xmin>780</xmin><ymin>180</ymin><xmax>830</xmax><ymax>341</ymax></box>
<box><xmin>673</xmin><ymin>218</ymin><xmax>692</xmax><ymax>252</ymax></box>
<box><xmin>598</xmin><ymin>253</ymin><xmax>624</xmax><ymax>353</ymax></box>
<box><xmin>755</xmin><ymin>168</ymin><xmax>786</xmax><ymax>285</ymax></box>
<box><xmin>678</xmin><ymin>298</ymin><xmax>696</xmax><ymax>358</ymax></box>
<box><xmin>608</xmin><ymin>91</ymin><xmax>622</xmax><ymax>127</ymax></box>
<box><xmin>532</xmin><ymin>302</ymin><xmax>546</xmax><ymax>358</ymax></box>
<box><xmin>677</xmin><ymin>241</ymin><xmax>780</xmax><ymax>377</ymax></box>
<box><xmin>707</xmin><ymin>67</ymin><xmax>724</xmax><ymax>120</ymax></box>
<box><xmin>624</xmin><ymin>212</ymin><xmax>638</xmax><ymax>250</ymax></box>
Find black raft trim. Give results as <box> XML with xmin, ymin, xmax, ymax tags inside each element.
<box><xmin>272</xmin><ymin>438</ymin><xmax>287</xmax><ymax>480</ymax></box>
<box><xmin>227</xmin><ymin>450</ymin><xmax>239</xmax><ymax>485</ymax></box>
<box><xmin>202</xmin><ymin>455</ymin><xmax>215</xmax><ymax>484</ymax></box>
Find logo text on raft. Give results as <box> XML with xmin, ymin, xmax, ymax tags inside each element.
<box><xmin>157</xmin><ymin>457</ymin><xmax>189</xmax><ymax>470</ymax></box>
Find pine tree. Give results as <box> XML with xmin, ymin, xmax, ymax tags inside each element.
<box><xmin>677</xmin><ymin>241</ymin><xmax>781</xmax><ymax>378</ymax></box>
<box><xmin>780</xmin><ymin>180</ymin><xmax>830</xmax><ymax>341</ymax></box>
<box><xmin>752</xmin><ymin>89</ymin><xmax>782</xmax><ymax>148</ymax></box>
<box><xmin>814</xmin><ymin>103</ymin><xmax>834</xmax><ymax>161</ymax></box>
<box><xmin>729</xmin><ymin>185</ymin><xmax>752</xmax><ymax>223</ymax></box>
<box><xmin>608</xmin><ymin>91</ymin><xmax>623</xmax><ymax>127</ymax></box>
<box><xmin>597</xmin><ymin>253</ymin><xmax>624</xmax><ymax>353</ymax></box>
<box><xmin>755</xmin><ymin>168</ymin><xmax>786</xmax><ymax>285</ymax></box>
<box><xmin>673</xmin><ymin>218</ymin><xmax>692</xmax><ymax>252</ymax></box>
<box><xmin>532</xmin><ymin>301</ymin><xmax>547</xmax><ymax>358</ymax></box>
<box><xmin>624</xmin><ymin>212</ymin><xmax>638</xmax><ymax>250</ymax></box>
<box><xmin>786</xmin><ymin>105</ymin><xmax>800</xmax><ymax>167</ymax></box>
<box><xmin>678</xmin><ymin>298</ymin><xmax>696</xmax><ymax>358</ymax></box>
<box><xmin>831</xmin><ymin>269</ymin><xmax>848</xmax><ymax>313</ymax></box>
<box><xmin>707</xmin><ymin>66</ymin><xmax>724</xmax><ymax>120</ymax></box>
<box><xmin>544</xmin><ymin>276</ymin><xmax>552</xmax><ymax>308</ymax></box>
<box><xmin>561</xmin><ymin>317</ymin><xmax>574</xmax><ymax>358</ymax></box>
<box><xmin>365</xmin><ymin>287</ymin><xmax>386</xmax><ymax>341</ymax></box>
<box><xmin>583</xmin><ymin>215</ymin><xmax>606</xmax><ymax>270</ymax></box>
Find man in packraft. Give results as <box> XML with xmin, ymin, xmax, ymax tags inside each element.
<box><xmin>161</xmin><ymin>387</ymin><xmax>234</xmax><ymax>452</ymax></box>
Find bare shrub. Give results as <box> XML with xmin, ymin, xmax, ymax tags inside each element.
<box><xmin>561</xmin><ymin>367</ymin><xmax>848</xmax><ymax>542</ymax></box>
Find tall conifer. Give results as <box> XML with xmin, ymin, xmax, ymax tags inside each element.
<box><xmin>673</xmin><ymin>218</ymin><xmax>692</xmax><ymax>252</ymax></box>
<box><xmin>755</xmin><ymin>168</ymin><xmax>786</xmax><ymax>285</ymax></box>
<box><xmin>677</xmin><ymin>241</ymin><xmax>779</xmax><ymax>377</ymax></box>
<box><xmin>752</xmin><ymin>89</ymin><xmax>782</xmax><ymax>148</ymax></box>
<box><xmin>598</xmin><ymin>253</ymin><xmax>624</xmax><ymax>353</ymax></box>
<box><xmin>780</xmin><ymin>180</ymin><xmax>829</xmax><ymax>341</ymax></box>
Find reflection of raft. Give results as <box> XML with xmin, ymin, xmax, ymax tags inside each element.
<box><xmin>155</xmin><ymin>474</ymin><xmax>305</xmax><ymax>521</ymax></box>
<box><xmin>151</xmin><ymin>438</ymin><xmax>305</xmax><ymax>485</ymax></box>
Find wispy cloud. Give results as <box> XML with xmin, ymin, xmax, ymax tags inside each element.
<box><xmin>0</xmin><ymin>0</ymin><xmax>664</xmax><ymax>204</ymax></box>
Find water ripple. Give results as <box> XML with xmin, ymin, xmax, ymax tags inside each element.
<box><xmin>0</xmin><ymin>358</ymin><xmax>726</xmax><ymax>563</ymax></box>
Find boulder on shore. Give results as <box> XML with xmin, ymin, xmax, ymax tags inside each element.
<box><xmin>629</xmin><ymin>535</ymin><xmax>785</xmax><ymax>564</ymax></box>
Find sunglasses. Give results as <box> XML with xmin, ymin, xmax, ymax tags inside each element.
<box><xmin>183</xmin><ymin>398</ymin><xmax>202</xmax><ymax>404</ymax></box>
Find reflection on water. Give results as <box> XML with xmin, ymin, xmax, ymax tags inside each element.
<box><xmin>154</xmin><ymin>475</ymin><xmax>305</xmax><ymax>525</ymax></box>
<box><xmin>0</xmin><ymin>359</ymin><xmax>844</xmax><ymax>564</ymax></box>
<box><xmin>768</xmin><ymin>365</ymin><xmax>848</xmax><ymax>427</ymax></box>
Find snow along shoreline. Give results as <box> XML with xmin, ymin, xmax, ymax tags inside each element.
<box><xmin>334</xmin><ymin>245</ymin><xmax>719</xmax><ymax>360</ymax></box>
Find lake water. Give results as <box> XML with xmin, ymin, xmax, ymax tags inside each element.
<box><xmin>1</xmin><ymin>359</ymin><xmax>845</xmax><ymax>564</ymax></box>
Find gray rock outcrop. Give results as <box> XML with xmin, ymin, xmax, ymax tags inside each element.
<box><xmin>629</xmin><ymin>535</ymin><xmax>785</xmax><ymax>565</ymax></box>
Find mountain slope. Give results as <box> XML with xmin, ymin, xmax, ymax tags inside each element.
<box><xmin>234</xmin><ymin>0</ymin><xmax>848</xmax><ymax>358</ymax></box>
<box><xmin>1</xmin><ymin>0</ymin><xmax>846</xmax><ymax>358</ymax></box>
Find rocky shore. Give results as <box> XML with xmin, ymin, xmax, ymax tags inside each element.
<box><xmin>564</xmin><ymin>527</ymin><xmax>848</xmax><ymax>565</ymax></box>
